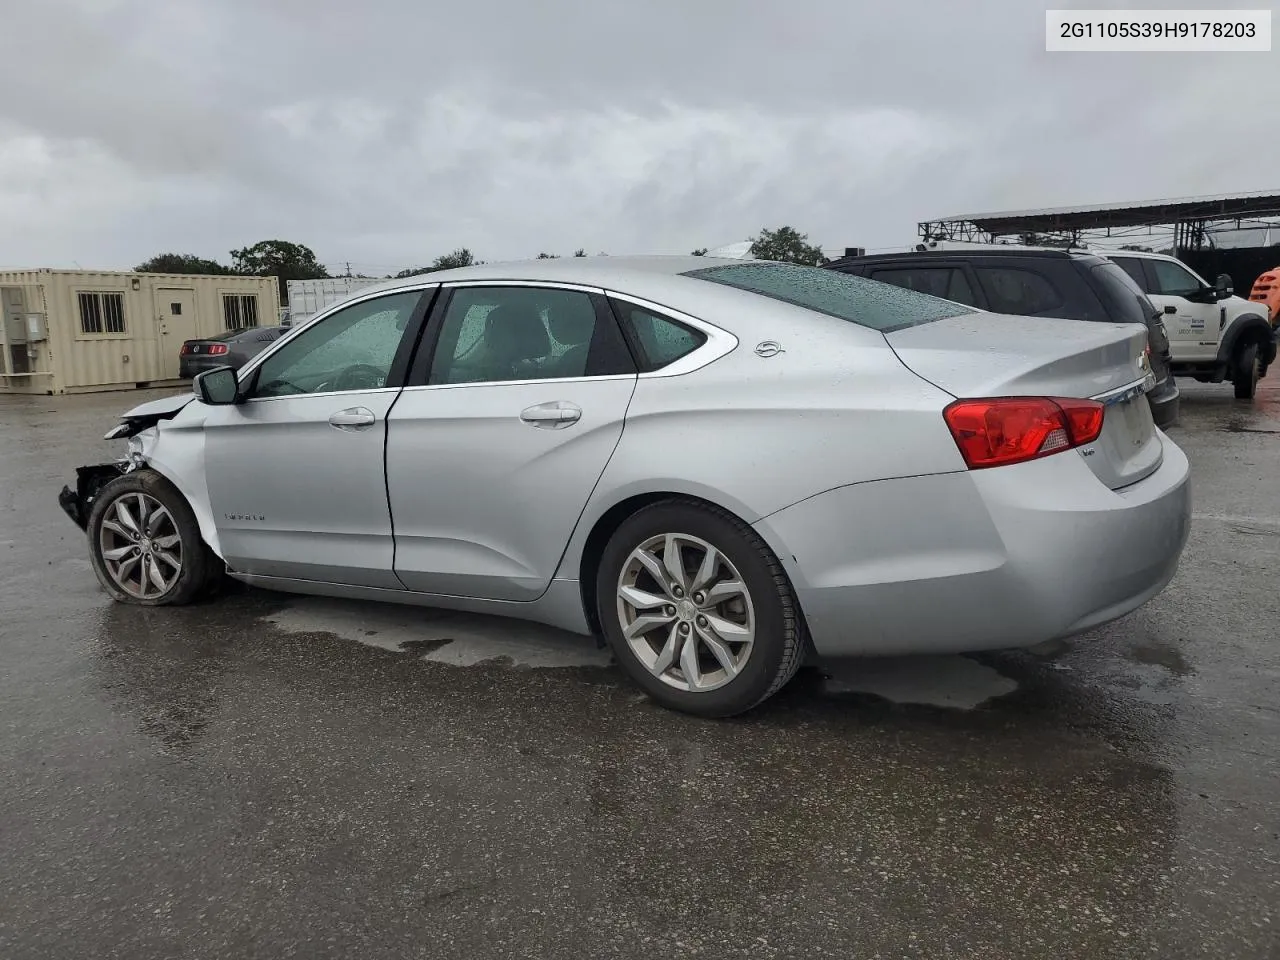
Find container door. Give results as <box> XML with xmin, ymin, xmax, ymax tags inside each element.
<box><xmin>155</xmin><ymin>289</ymin><xmax>198</xmax><ymax>379</ymax></box>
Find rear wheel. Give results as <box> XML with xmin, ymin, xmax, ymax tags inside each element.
<box><xmin>87</xmin><ymin>470</ymin><xmax>221</xmax><ymax>606</ymax></box>
<box><xmin>1233</xmin><ymin>342</ymin><xmax>1260</xmax><ymax>399</ymax></box>
<box><xmin>596</xmin><ymin>500</ymin><xmax>804</xmax><ymax>717</ymax></box>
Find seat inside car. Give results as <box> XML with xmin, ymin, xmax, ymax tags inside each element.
<box><xmin>547</xmin><ymin>308</ymin><xmax>594</xmax><ymax>378</ymax></box>
<box><xmin>482</xmin><ymin>303</ymin><xmax>552</xmax><ymax>379</ymax></box>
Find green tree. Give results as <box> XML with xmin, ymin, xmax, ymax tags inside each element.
<box><xmin>747</xmin><ymin>226</ymin><xmax>828</xmax><ymax>265</ymax></box>
<box><xmin>229</xmin><ymin>240</ymin><xmax>329</xmax><ymax>300</ymax></box>
<box><xmin>394</xmin><ymin>248</ymin><xmax>479</xmax><ymax>278</ymax></box>
<box><xmin>134</xmin><ymin>253</ymin><xmax>229</xmax><ymax>275</ymax></box>
<box><xmin>690</xmin><ymin>248</ymin><xmax>708</xmax><ymax>256</ymax></box>
<box><xmin>432</xmin><ymin>247</ymin><xmax>477</xmax><ymax>270</ymax></box>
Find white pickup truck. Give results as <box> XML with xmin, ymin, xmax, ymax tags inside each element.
<box><xmin>1095</xmin><ymin>250</ymin><xmax>1277</xmax><ymax>399</ymax></box>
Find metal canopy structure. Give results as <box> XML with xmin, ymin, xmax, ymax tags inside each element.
<box><xmin>919</xmin><ymin>190</ymin><xmax>1280</xmax><ymax>250</ymax></box>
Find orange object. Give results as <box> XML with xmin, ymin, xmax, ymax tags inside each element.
<box><xmin>1248</xmin><ymin>266</ymin><xmax>1280</xmax><ymax>325</ymax></box>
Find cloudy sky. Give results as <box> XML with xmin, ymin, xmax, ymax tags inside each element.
<box><xmin>1</xmin><ymin>0</ymin><xmax>1275</xmax><ymax>274</ymax></box>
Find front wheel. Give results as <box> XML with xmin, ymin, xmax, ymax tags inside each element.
<box><xmin>596</xmin><ymin>500</ymin><xmax>805</xmax><ymax>717</ymax></box>
<box><xmin>1233</xmin><ymin>342</ymin><xmax>1260</xmax><ymax>400</ymax></box>
<box><xmin>86</xmin><ymin>470</ymin><xmax>220</xmax><ymax>606</ymax></box>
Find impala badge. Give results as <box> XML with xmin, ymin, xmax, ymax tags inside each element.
<box><xmin>755</xmin><ymin>341</ymin><xmax>784</xmax><ymax>358</ymax></box>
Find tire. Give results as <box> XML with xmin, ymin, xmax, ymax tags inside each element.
<box><xmin>1233</xmin><ymin>342</ymin><xmax>1260</xmax><ymax>400</ymax></box>
<box><xmin>595</xmin><ymin>499</ymin><xmax>805</xmax><ymax>717</ymax></box>
<box><xmin>86</xmin><ymin>469</ymin><xmax>221</xmax><ymax>606</ymax></box>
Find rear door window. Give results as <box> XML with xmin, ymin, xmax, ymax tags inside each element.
<box><xmin>973</xmin><ymin>266</ymin><xmax>1065</xmax><ymax>315</ymax></box>
<box><xmin>866</xmin><ymin>267</ymin><xmax>979</xmax><ymax>306</ymax></box>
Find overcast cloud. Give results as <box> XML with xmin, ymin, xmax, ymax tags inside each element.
<box><xmin>1</xmin><ymin>0</ymin><xmax>1275</xmax><ymax>273</ymax></box>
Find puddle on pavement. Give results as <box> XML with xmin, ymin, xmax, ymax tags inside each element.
<box><xmin>262</xmin><ymin>598</ymin><xmax>613</xmax><ymax>669</ymax></box>
<box><xmin>264</xmin><ymin>599</ymin><xmax>1032</xmax><ymax>707</ymax></box>
<box><xmin>1127</xmin><ymin>643</ymin><xmax>1193</xmax><ymax>677</ymax></box>
<box><xmin>822</xmin><ymin>655</ymin><xmax>1019</xmax><ymax>709</ymax></box>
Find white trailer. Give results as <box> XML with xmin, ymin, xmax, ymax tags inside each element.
<box><xmin>287</xmin><ymin>277</ymin><xmax>384</xmax><ymax>326</ymax></box>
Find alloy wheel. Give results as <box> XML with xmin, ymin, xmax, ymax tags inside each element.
<box><xmin>98</xmin><ymin>492</ymin><xmax>183</xmax><ymax>600</ymax></box>
<box><xmin>616</xmin><ymin>533</ymin><xmax>756</xmax><ymax>692</ymax></box>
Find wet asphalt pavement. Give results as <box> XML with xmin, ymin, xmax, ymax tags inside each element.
<box><xmin>1</xmin><ymin>381</ymin><xmax>1277</xmax><ymax>960</ymax></box>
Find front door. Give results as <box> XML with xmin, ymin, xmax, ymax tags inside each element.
<box><xmin>387</xmin><ymin>284</ymin><xmax>638</xmax><ymax>600</ymax></box>
<box><xmin>1137</xmin><ymin>257</ymin><xmax>1220</xmax><ymax>362</ymax></box>
<box><xmin>202</xmin><ymin>288</ymin><xmax>430</xmax><ymax>588</ymax></box>
<box><xmin>155</xmin><ymin>289</ymin><xmax>198</xmax><ymax>379</ymax></box>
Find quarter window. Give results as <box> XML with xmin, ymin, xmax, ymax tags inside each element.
<box><xmin>973</xmin><ymin>266</ymin><xmax>1064</xmax><ymax>315</ymax></box>
<box><xmin>610</xmin><ymin>300</ymin><xmax>707</xmax><ymax>371</ymax></box>
<box><xmin>867</xmin><ymin>267</ymin><xmax>978</xmax><ymax>306</ymax></box>
<box><xmin>428</xmin><ymin>287</ymin><xmax>632</xmax><ymax>385</ymax></box>
<box><xmin>251</xmin><ymin>291</ymin><xmax>421</xmax><ymax>399</ymax></box>
<box><xmin>78</xmin><ymin>292</ymin><xmax>126</xmax><ymax>334</ymax></box>
<box><xmin>223</xmin><ymin>294</ymin><xmax>259</xmax><ymax>330</ymax></box>
<box><xmin>1109</xmin><ymin>257</ymin><xmax>1150</xmax><ymax>292</ymax></box>
<box><xmin>1147</xmin><ymin>259</ymin><xmax>1205</xmax><ymax>298</ymax></box>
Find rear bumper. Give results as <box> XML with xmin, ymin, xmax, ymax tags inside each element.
<box><xmin>179</xmin><ymin>356</ymin><xmax>236</xmax><ymax>379</ymax></box>
<box><xmin>756</xmin><ymin>436</ymin><xmax>1191</xmax><ymax>658</ymax></box>
<box><xmin>1147</xmin><ymin>377</ymin><xmax>1180</xmax><ymax>429</ymax></box>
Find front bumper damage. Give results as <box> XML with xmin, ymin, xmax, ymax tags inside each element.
<box><xmin>58</xmin><ymin>462</ymin><xmax>129</xmax><ymax>530</ymax></box>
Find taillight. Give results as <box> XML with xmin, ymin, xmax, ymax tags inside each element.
<box><xmin>943</xmin><ymin>397</ymin><xmax>1105</xmax><ymax>470</ymax></box>
<box><xmin>180</xmin><ymin>343</ymin><xmax>191</xmax><ymax>355</ymax></box>
<box><xmin>208</xmin><ymin>344</ymin><xmax>229</xmax><ymax>356</ymax></box>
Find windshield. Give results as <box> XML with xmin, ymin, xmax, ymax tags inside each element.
<box><xmin>684</xmin><ymin>262</ymin><xmax>973</xmax><ymax>332</ymax></box>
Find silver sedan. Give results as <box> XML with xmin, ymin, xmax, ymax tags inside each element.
<box><xmin>59</xmin><ymin>256</ymin><xmax>1192</xmax><ymax>716</ymax></box>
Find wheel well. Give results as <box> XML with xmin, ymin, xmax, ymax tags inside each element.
<box><xmin>1230</xmin><ymin>318</ymin><xmax>1271</xmax><ymax>351</ymax></box>
<box><xmin>577</xmin><ymin>492</ymin><xmax>743</xmax><ymax>637</ymax></box>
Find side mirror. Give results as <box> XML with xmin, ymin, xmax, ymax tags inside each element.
<box><xmin>1215</xmin><ymin>273</ymin><xmax>1234</xmax><ymax>299</ymax></box>
<box><xmin>194</xmin><ymin>366</ymin><xmax>243</xmax><ymax>405</ymax></box>
<box><xmin>1164</xmin><ymin>305</ymin><xmax>1177</xmax><ymax>315</ymax></box>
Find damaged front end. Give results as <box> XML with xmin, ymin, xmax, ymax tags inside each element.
<box><xmin>58</xmin><ymin>461</ymin><xmax>134</xmax><ymax>530</ymax></box>
<box><xmin>58</xmin><ymin>395</ymin><xmax>192</xmax><ymax>530</ymax></box>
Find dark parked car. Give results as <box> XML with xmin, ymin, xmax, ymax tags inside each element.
<box><xmin>824</xmin><ymin>248</ymin><xmax>1180</xmax><ymax>428</ymax></box>
<box><xmin>179</xmin><ymin>326</ymin><xmax>288</xmax><ymax>379</ymax></box>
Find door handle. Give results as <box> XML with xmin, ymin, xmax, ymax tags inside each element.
<box><xmin>520</xmin><ymin>401</ymin><xmax>582</xmax><ymax>428</ymax></box>
<box><xmin>328</xmin><ymin>406</ymin><xmax>376</xmax><ymax>431</ymax></box>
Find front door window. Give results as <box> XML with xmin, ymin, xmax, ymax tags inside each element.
<box><xmin>251</xmin><ymin>291</ymin><xmax>422</xmax><ymax>398</ymax></box>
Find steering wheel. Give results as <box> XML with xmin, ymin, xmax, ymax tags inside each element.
<box><xmin>332</xmin><ymin>364</ymin><xmax>386</xmax><ymax>392</ymax></box>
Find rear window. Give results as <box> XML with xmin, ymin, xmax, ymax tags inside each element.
<box><xmin>684</xmin><ymin>262</ymin><xmax>971</xmax><ymax>332</ymax></box>
<box><xmin>1090</xmin><ymin>262</ymin><xmax>1158</xmax><ymax>327</ymax></box>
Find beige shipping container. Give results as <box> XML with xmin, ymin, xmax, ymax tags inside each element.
<box><xmin>0</xmin><ymin>269</ymin><xmax>280</xmax><ymax>395</ymax></box>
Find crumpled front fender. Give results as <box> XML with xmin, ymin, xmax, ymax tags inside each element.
<box><xmin>58</xmin><ymin>462</ymin><xmax>130</xmax><ymax>530</ymax></box>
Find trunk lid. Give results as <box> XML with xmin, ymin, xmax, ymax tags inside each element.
<box><xmin>887</xmin><ymin>312</ymin><xmax>1161</xmax><ymax>489</ymax></box>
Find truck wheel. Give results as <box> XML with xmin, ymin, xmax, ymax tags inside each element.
<box><xmin>1233</xmin><ymin>343</ymin><xmax>1260</xmax><ymax>400</ymax></box>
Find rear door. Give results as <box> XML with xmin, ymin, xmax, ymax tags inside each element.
<box><xmin>386</xmin><ymin>283</ymin><xmax>638</xmax><ymax>601</ymax></box>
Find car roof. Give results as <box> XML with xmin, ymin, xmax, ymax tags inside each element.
<box><xmin>827</xmin><ymin>248</ymin><xmax>1104</xmax><ymax>268</ymax></box>
<box><xmin>342</xmin><ymin>255</ymin><xmax>742</xmax><ymax>300</ymax></box>
<box><xmin>1088</xmin><ymin>249</ymin><xmax>1176</xmax><ymax>262</ymax></box>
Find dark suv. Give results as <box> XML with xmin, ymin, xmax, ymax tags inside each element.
<box><xmin>824</xmin><ymin>248</ymin><xmax>1180</xmax><ymax>428</ymax></box>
